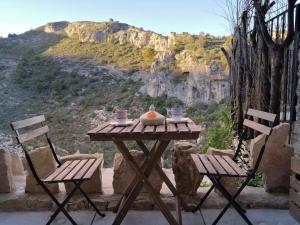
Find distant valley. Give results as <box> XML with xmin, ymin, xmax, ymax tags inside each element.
<box><xmin>0</xmin><ymin>20</ymin><xmax>230</xmax><ymax>166</ymax></box>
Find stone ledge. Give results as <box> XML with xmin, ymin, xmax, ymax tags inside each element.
<box><xmin>0</xmin><ymin>172</ymin><xmax>289</xmax><ymax>211</ymax></box>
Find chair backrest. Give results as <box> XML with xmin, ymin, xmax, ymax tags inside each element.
<box><xmin>233</xmin><ymin>108</ymin><xmax>276</xmax><ymax>174</ymax></box>
<box><xmin>11</xmin><ymin>115</ymin><xmax>61</xmax><ymax>182</ymax></box>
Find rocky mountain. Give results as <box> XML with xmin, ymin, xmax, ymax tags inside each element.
<box><xmin>38</xmin><ymin>20</ymin><xmax>229</xmax><ymax>104</ymax></box>
<box><xmin>0</xmin><ymin>20</ymin><xmax>230</xmax><ymax>165</ymax></box>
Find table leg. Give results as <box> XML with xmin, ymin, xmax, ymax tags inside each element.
<box><xmin>112</xmin><ymin>140</ymin><xmax>179</xmax><ymax>225</ymax></box>
<box><xmin>136</xmin><ymin>141</ymin><xmax>191</xmax><ymax>209</ymax></box>
<box><xmin>113</xmin><ymin>141</ymin><xmax>158</xmax><ymax>213</ymax></box>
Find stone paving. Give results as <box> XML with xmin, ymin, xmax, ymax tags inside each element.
<box><xmin>0</xmin><ymin>169</ymin><xmax>291</xmax><ymax>212</ymax></box>
<box><xmin>0</xmin><ymin>209</ymin><xmax>298</xmax><ymax>225</ymax></box>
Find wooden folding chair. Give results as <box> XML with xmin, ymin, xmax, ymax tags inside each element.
<box><xmin>11</xmin><ymin>115</ymin><xmax>105</xmax><ymax>225</ymax></box>
<box><xmin>191</xmin><ymin>109</ymin><xmax>276</xmax><ymax>225</ymax></box>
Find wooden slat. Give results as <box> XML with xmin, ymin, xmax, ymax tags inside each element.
<box><xmin>156</xmin><ymin>123</ymin><xmax>166</xmax><ymax>133</ymax></box>
<box><xmin>247</xmin><ymin>109</ymin><xmax>276</xmax><ymax>122</ymax></box>
<box><xmin>177</xmin><ymin>123</ymin><xmax>189</xmax><ymax>132</ymax></box>
<box><xmin>11</xmin><ymin>115</ymin><xmax>45</xmax><ymax>130</ymax></box>
<box><xmin>167</xmin><ymin>123</ymin><xmax>177</xmax><ymax>132</ymax></box>
<box><xmin>17</xmin><ymin>126</ymin><xmax>49</xmax><ymax>143</ymax></box>
<box><xmin>291</xmin><ymin>175</ymin><xmax>300</xmax><ymax>192</ymax></box>
<box><xmin>73</xmin><ymin>159</ymin><xmax>96</xmax><ymax>180</ymax></box>
<box><xmin>132</xmin><ymin>122</ymin><xmax>145</xmax><ymax>133</ymax></box>
<box><xmin>44</xmin><ymin>161</ymin><xmax>73</xmax><ymax>182</ymax></box>
<box><xmin>54</xmin><ymin>160</ymin><xmax>81</xmax><ymax>181</ymax></box>
<box><xmin>243</xmin><ymin>119</ymin><xmax>271</xmax><ymax>135</ymax></box>
<box><xmin>187</xmin><ymin>123</ymin><xmax>201</xmax><ymax>133</ymax></box>
<box><xmin>110</xmin><ymin>126</ymin><xmax>126</xmax><ymax>134</ymax></box>
<box><xmin>191</xmin><ymin>154</ymin><xmax>207</xmax><ymax>174</ymax></box>
<box><xmin>290</xmin><ymin>188</ymin><xmax>300</xmax><ymax>206</ymax></box>
<box><xmin>98</xmin><ymin>124</ymin><xmax>115</xmax><ymax>134</ymax></box>
<box><xmin>144</xmin><ymin>125</ymin><xmax>155</xmax><ymax>133</ymax></box>
<box><xmin>83</xmin><ymin>158</ymin><xmax>102</xmax><ymax>179</ymax></box>
<box><xmin>63</xmin><ymin>159</ymin><xmax>88</xmax><ymax>181</ymax></box>
<box><xmin>222</xmin><ymin>156</ymin><xmax>247</xmax><ymax>176</ymax></box>
<box><xmin>214</xmin><ymin>155</ymin><xmax>237</xmax><ymax>176</ymax></box>
<box><xmin>88</xmin><ymin>121</ymin><xmax>111</xmax><ymax>134</ymax></box>
<box><xmin>291</xmin><ymin>157</ymin><xmax>300</xmax><ymax>174</ymax></box>
<box><xmin>199</xmin><ymin>155</ymin><xmax>217</xmax><ymax>174</ymax></box>
<box><xmin>206</xmin><ymin>155</ymin><xmax>227</xmax><ymax>175</ymax></box>
<box><xmin>121</xmin><ymin>119</ymin><xmax>139</xmax><ymax>134</ymax></box>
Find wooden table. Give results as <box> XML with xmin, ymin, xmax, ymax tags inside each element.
<box><xmin>88</xmin><ymin>118</ymin><xmax>201</xmax><ymax>225</ymax></box>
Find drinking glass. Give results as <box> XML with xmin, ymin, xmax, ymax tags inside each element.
<box><xmin>115</xmin><ymin>109</ymin><xmax>128</xmax><ymax>124</ymax></box>
<box><xmin>171</xmin><ymin>107</ymin><xmax>183</xmax><ymax>121</ymax></box>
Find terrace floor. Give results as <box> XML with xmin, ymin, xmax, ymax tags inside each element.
<box><xmin>0</xmin><ymin>168</ymin><xmax>297</xmax><ymax>224</ymax></box>
<box><xmin>0</xmin><ymin>209</ymin><xmax>298</xmax><ymax>225</ymax></box>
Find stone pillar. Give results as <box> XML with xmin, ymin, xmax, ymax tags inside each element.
<box><xmin>60</xmin><ymin>152</ymin><xmax>103</xmax><ymax>194</ymax></box>
<box><xmin>207</xmin><ymin>147</ymin><xmax>238</xmax><ymax>195</ymax></box>
<box><xmin>113</xmin><ymin>150</ymin><xmax>163</xmax><ymax>194</ymax></box>
<box><xmin>172</xmin><ymin>141</ymin><xmax>203</xmax><ymax>195</ymax></box>
<box><xmin>0</xmin><ymin>149</ymin><xmax>15</xmax><ymax>193</ymax></box>
<box><xmin>250</xmin><ymin>123</ymin><xmax>294</xmax><ymax>193</ymax></box>
<box><xmin>25</xmin><ymin>146</ymin><xmax>59</xmax><ymax>193</ymax></box>
<box><xmin>10</xmin><ymin>152</ymin><xmax>24</xmax><ymax>175</ymax></box>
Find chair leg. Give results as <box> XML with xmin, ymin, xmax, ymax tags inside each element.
<box><xmin>77</xmin><ymin>184</ymin><xmax>105</xmax><ymax>217</ymax></box>
<box><xmin>40</xmin><ymin>182</ymin><xmax>79</xmax><ymax>225</ymax></box>
<box><xmin>209</xmin><ymin>176</ymin><xmax>252</xmax><ymax>225</ymax></box>
<box><xmin>192</xmin><ymin>184</ymin><xmax>215</xmax><ymax>213</ymax></box>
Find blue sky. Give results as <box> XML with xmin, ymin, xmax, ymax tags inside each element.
<box><xmin>0</xmin><ymin>0</ymin><xmax>230</xmax><ymax>37</ymax></box>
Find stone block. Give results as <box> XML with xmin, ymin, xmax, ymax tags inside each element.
<box><xmin>10</xmin><ymin>152</ymin><xmax>24</xmax><ymax>175</ymax></box>
<box><xmin>207</xmin><ymin>147</ymin><xmax>238</xmax><ymax>195</ymax></box>
<box><xmin>0</xmin><ymin>149</ymin><xmax>15</xmax><ymax>193</ymax></box>
<box><xmin>60</xmin><ymin>152</ymin><xmax>103</xmax><ymax>194</ymax></box>
<box><xmin>113</xmin><ymin>150</ymin><xmax>163</xmax><ymax>194</ymax></box>
<box><xmin>250</xmin><ymin>123</ymin><xmax>294</xmax><ymax>193</ymax></box>
<box><xmin>172</xmin><ymin>141</ymin><xmax>203</xmax><ymax>195</ymax></box>
<box><xmin>25</xmin><ymin>146</ymin><xmax>59</xmax><ymax>194</ymax></box>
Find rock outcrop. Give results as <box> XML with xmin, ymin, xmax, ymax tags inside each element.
<box><xmin>250</xmin><ymin>123</ymin><xmax>294</xmax><ymax>193</ymax></box>
<box><xmin>172</xmin><ymin>141</ymin><xmax>203</xmax><ymax>195</ymax></box>
<box><xmin>135</xmin><ymin>71</ymin><xmax>229</xmax><ymax>105</ymax></box>
<box><xmin>113</xmin><ymin>150</ymin><xmax>163</xmax><ymax>194</ymax></box>
<box><xmin>43</xmin><ymin>21</ymin><xmax>69</xmax><ymax>33</ymax></box>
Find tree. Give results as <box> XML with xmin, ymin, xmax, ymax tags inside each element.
<box><xmin>253</xmin><ymin>0</ymin><xmax>297</xmax><ymax>124</ymax></box>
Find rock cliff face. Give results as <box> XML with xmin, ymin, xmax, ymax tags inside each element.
<box><xmin>39</xmin><ymin>20</ymin><xmax>230</xmax><ymax>104</ymax></box>
<box><xmin>134</xmin><ymin>71</ymin><xmax>229</xmax><ymax>105</ymax></box>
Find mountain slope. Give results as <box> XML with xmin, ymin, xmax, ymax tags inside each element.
<box><xmin>0</xmin><ymin>20</ymin><xmax>230</xmax><ymax>166</ymax></box>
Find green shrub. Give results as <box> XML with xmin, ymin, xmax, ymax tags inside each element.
<box><xmin>202</xmin><ymin>104</ymin><xmax>234</xmax><ymax>152</ymax></box>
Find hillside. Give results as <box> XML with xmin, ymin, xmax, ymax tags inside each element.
<box><xmin>0</xmin><ymin>20</ymin><xmax>230</xmax><ymax>166</ymax></box>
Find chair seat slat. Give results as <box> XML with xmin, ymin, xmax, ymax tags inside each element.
<box><xmin>214</xmin><ymin>155</ymin><xmax>238</xmax><ymax>176</ymax></box>
<box><xmin>63</xmin><ymin>159</ymin><xmax>89</xmax><ymax>181</ymax></box>
<box><xmin>73</xmin><ymin>159</ymin><xmax>96</xmax><ymax>180</ymax></box>
<box><xmin>44</xmin><ymin>161</ymin><xmax>73</xmax><ymax>182</ymax></box>
<box><xmin>17</xmin><ymin>126</ymin><xmax>49</xmax><ymax>143</ymax></box>
<box><xmin>191</xmin><ymin>154</ymin><xmax>207</xmax><ymax>174</ymax></box>
<box><xmin>243</xmin><ymin>119</ymin><xmax>271</xmax><ymax>135</ymax></box>
<box><xmin>222</xmin><ymin>156</ymin><xmax>247</xmax><ymax>176</ymax></box>
<box><xmin>83</xmin><ymin>158</ymin><xmax>103</xmax><ymax>179</ymax></box>
<box><xmin>206</xmin><ymin>155</ymin><xmax>228</xmax><ymax>175</ymax></box>
<box><xmin>199</xmin><ymin>155</ymin><xmax>217</xmax><ymax>174</ymax></box>
<box><xmin>54</xmin><ymin>160</ymin><xmax>81</xmax><ymax>181</ymax></box>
